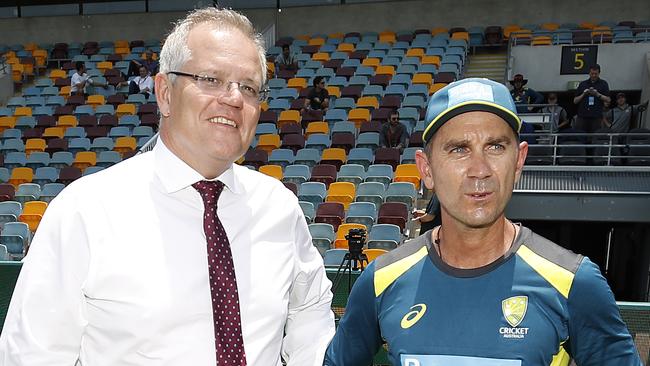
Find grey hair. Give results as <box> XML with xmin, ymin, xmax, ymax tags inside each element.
<box><xmin>159</xmin><ymin>7</ymin><xmax>267</xmax><ymax>87</ymax></box>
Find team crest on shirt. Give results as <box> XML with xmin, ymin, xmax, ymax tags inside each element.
<box><xmin>499</xmin><ymin>296</ymin><xmax>529</xmax><ymax>339</ymax></box>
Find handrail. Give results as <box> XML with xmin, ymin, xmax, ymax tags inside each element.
<box><xmin>510</xmin><ymin>27</ymin><xmax>650</xmax><ymax>46</ymax></box>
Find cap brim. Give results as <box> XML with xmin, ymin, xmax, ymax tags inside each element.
<box><xmin>423</xmin><ymin>101</ymin><xmax>522</xmax><ymax>143</ymax></box>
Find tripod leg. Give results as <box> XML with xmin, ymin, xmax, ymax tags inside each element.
<box><xmin>331</xmin><ymin>253</ymin><xmax>352</xmax><ymax>294</ymax></box>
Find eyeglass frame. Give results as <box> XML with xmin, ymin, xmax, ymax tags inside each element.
<box><xmin>167</xmin><ymin>71</ymin><xmax>269</xmax><ymax>103</ymax></box>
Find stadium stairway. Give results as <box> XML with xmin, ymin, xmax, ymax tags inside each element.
<box><xmin>464</xmin><ymin>50</ymin><xmax>508</xmax><ymax>82</ymax></box>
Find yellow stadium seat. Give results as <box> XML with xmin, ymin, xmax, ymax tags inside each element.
<box><xmin>277</xmin><ymin>110</ymin><xmax>301</xmax><ymax>128</ymax></box>
<box><xmin>591</xmin><ymin>26</ymin><xmax>612</xmax><ymax>41</ymax></box>
<box><xmin>580</xmin><ymin>22</ymin><xmax>597</xmax><ymax>30</ymax></box>
<box><xmin>115</xmin><ymin>47</ymin><xmax>130</xmax><ymax>56</ymax></box>
<box><xmin>312</xmin><ymin>52</ymin><xmax>330</xmax><ymax>63</ymax></box>
<box><xmin>334</xmin><ymin>223</ymin><xmax>366</xmax><ymax>249</ymax></box>
<box><xmin>114</xmin><ymin>136</ymin><xmax>137</xmax><ymax>155</ymax></box>
<box><xmin>379</xmin><ymin>31</ymin><xmax>396</xmax><ymax>44</ymax></box>
<box><xmin>259</xmin><ymin>165</ymin><xmax>283</xmax><ymax>180</ymax></box>
<box><xmin>431</xmin><ymin>27</ymin><xmax>448</xmax><ymax>36</ymax></box>
<box><xmin>24</xmin><ymin>138</ymin><xmax>47</xmax><ymax>155</ymax></box>
<box><xmin>266</xmin><ymin>61</ymin><xmax>275</xmax><ymax>79</ymax></box>
<box><xmin>20</xmin><ymin>62</ymin><xmax>34</xmax><ymax>78</ymax></box>
<box><xmin>296</xmin><ymin>34</ymin><xmax>311</xmax><ymax>42</ymax></box>
<box><xmin>6</xmin><ymin>57</ymin><xmax>19</xmax><ymax>66</ymax></box>
<box><xmin>32</xmin><ymin>49</ymin><xmax>48</xmax><ymax>69</ymax></box>
<box><xmin>361</xmin><ymin>57</ymin><xmax>381</xmax><ymax>70</ymax></box>
<box><xmin>11</xmin><ymin>64</ymin><xmax>24</xmax><ymax>82</ymax></box>
<box><xmin>9</xmin><ymin>167</ymin><xmax>33</xmax><ymax>187</ymax></box>
<box><xmin>356</xmin><ymin>96</ymin><xmax>379</xmax><ymax>110</ymax></box>
<box><xmin>375</xmin><ymin>65</ymin><xmax>395</xmax><ymax>77</ymax></box>
<box><xmin>308</xmin><ymin>37</ymin><xmax>326</xmax><ymax>46</ymax></box>
<box><xmin>114</xmin><ymin>40</ymin><xmax>129</xmax><ymax>48</ymax></box>
<box><xmin>430</xmin><ymin>83</ymin><xmax>447</xmax><ymax>95</ymax></box>
<box><xmin>348</xmin><ymin>108</ymin><xmax>371</xmax><ymax>129</ymax></box>
<box><xmin>305</xmin><ymin>121</ymin><xmax>329</xmax><ymax>138</ymax></box>
<box><xmin>532</xmin><ymin>36</ymin><xmax>552</xmax><ymax>46</ymax></box>
<box><xmin>503</xmin><ymin>25</ymin><xmax>522</xmax><ymax>40</ymax></box>
<box><xmin>337</xmin><ymin>43</ymin><xmax>355</xmax><ymax>53</ymax></box>
<box><xmin>421</xmin><ymin>55</ymin><xmax>441</xmax><ymax>68</ymax></box>
<box><xmin>73</xmin><ymin>151</ymin><xmax>97</xmax><ymax>171</ymax></box>
<box><xmin>326</xmin><ymin>86</ymin><xmax>341</xmax><ymax>99</ymax></box>
<box><xmin>86</xmin><ymin>95</ymin><xmax>106</xmax><ymax>108</ymax></box>
<box><xmin>405</xmin><ymin>48</ymin><xmax>425</xmax><ymax>60</ymax></box>
<box><xmin>49</xmin><ymin>69</ymin><xmax>66</xmax><ymax>81</ymax></box>
<box><xmin>541</xmin><ymin>23</ymin><xmax>560</xmax><ymax>31</ymax></box>
<box><xmin>0</xmin><ymin>116</ymin><xmax>16</xmax><ymax>132</ymax></box>
<box><xmin>19</xmin><ymin>200</ymin><xmax>47</xmax><ymax>232</ymax></box>
<box><xmin>363</xmin><ymin>248</ymin><xmax>388</xmax><ymax>262</ymax></box>
<box><xmin>328</xmin><ymin>32</ymin><xmax>344</xmax><ymax>39</ymax></box>
<box><xmin>13</xmin><ymin>107</ymin><xmax>32</xmax><ymax>118</ymax></box>
<box><xmin>96</xmin><ymin>61</ymin><xmax>113</xmax><ymax>72</ymax></box>
<box><xmin>24</xmin><ymin>42</ymin><xmax>37</xmax><ymax>52</ymax></box>
<box><xmin>59</xmin><ymin>86</ymin><xmax>71</xmax><ymax>97</ymax></box>
<box><xmin>451</xmin><ymin>31</ymin><xmax>470</xmax><ymax>42</ymax></box>
<box><xmin>287</xmin><ymin>78</ymin><xmax>307</xmax><ymax>91</ymax></box>
<box><xmin>116</xmin><ymin>103</ymin><xmax>136</xmax><ymax>117</ymax></box>
<box><xmin>321</xmin><ymin>148</ymin><xmax>347</xmax><ymax>169</ymax></box>
<box><xmin>260</xmin><ymin>101</ymin><xmax>269</xmax><ymax>112</ymax></box>
<box><xmin>57</xmin><ymin>115</ymin><xmax>78</xmax><ymax>128</ymax></box>
<box><xmin>42</xmin><ymin>127</ymin><xmax>65</xmax><ymax>139</ymax></box>
<box><xmin>394</xmin><ymin>164</ymin><xmax>421</xmax><ymax>190</ymax></box>
<box><xmin>256</xmin><ymin>134</ymin><xmax>281</xmax><ymax>154</ymax></box>
<box><xmin>412</xmin><ymin>73</ymin><xmax>433</xmax><ymax>89</ymax></box>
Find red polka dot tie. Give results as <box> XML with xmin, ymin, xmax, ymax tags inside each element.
<box><xmin>193</xmin><ymin>180</ymin><xmax>247</xmax><ymax>366</ymax></box>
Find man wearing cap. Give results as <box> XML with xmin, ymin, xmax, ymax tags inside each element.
<box><xmin>604</xmin><ymin>92</ymin><xmax>649</xmax><ymax>133</ymax></box>
<box><xmin>573</xmin><ymin>64</ymin><xmax>610</xmax><ymax>133</ymax></box>
<box><xmin>509</xmin><ymin>73</ymin><xmax>543</xmax><ymax>113</ymax></box>
<box><xmin>323</xmin><ymin>78</ymin><xmax>641</xmax><ymax>365</ymax></box>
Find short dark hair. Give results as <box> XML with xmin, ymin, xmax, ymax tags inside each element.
<box><xmin>589</xmin><ymin>64</ymin><xmax>601</xmax><ymax>72</ymax></box>
<box><xmin>75</xmin><ymin>61</ymin><xmax>85</xmax><ymax>71</ymax></box>
<box><xmin>390</xmin><ymin>109</ymin><xmax>399</xmax><ymax>117</ymax></box>
<box><xmin>313</xmin><ymin>76</ymin><xmax>325</xmax><ymax>87</ymax></box>
<box><xmin>282</xmin><ymin>44</ymin><xmax>290</xmax><ymax>51</ymax></box>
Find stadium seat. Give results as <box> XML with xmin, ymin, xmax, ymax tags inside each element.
<box><xmin>298</xmin><ymin>181</ymin><xmax>327</xmax><ymax>206</ymax></box>
<box><xmin>309</xmin><ymin>223</ymin><xmax>336</xmax><ymax>256</ymax></box>
<box><xmin>334</xmin><ymin>223</ymin><xmax>366</xmax><ymax>249</ymax></box>
<box><xmin>0</xmin><ymin>201</ymin><xmax>21</xmax><ymax>228</ymax></box>
<box><xmin>1</xmin><ymin>222</ymin><xmax>31</xmax><ymax>259</ymax></box>
<box><xmin>73</xmin><ymin>151</ymin><xmax>97</xmax><ymax>171</ymax></box>
<box><xmin>385</xmin><ymin>182</ymin><xmax>417</xmax><ymax>210</ymax></box>
<box><xmin>345</xmin><ymin>201</ymin><xmax>377</xmax><ymax>230</ymax></box>
<box><xmin>18</xmin><ymin>200</ymin><xmax>48</xmax><ymax>232</ymax></box>
<box><xmin>367</xmin><ymin>223</ymin><xmax>401</xmax><ymax>250</ymax></box>
<box><xmin>394</xmin><ymin>164</ymin><xmax>421</xmax><ymax>190</ymax></box>
<box><xmin>310</xmin><ymin>164</ymin><xmax>338</xmax><ymax>187</ymax></box>
<box><xmin>337</xmin><ymin>164</ymin><xmax>366</xmax><ymax>186</ymax></box>
<box><xmin>326</xmin><ymin>181</ymin><xmax>356</xmax><ymax>209</ymax></box>
<box><xmin>323</xmin><ymin>248</ymin><xmax>348</xmax><ymax>267</ymax></box>
<box><xmin>377</xmin><ymin>201</ymin><xmax>409</xmax><ymax>232</ymax></box>
<box><xmin>40</xmin><ymin>183</ymin><xmax>65</xmax><ymax>203</ymax></box>
<box><xmin>256</xmin><ymin>134</ymin><xmax>282</xmax><ymax>154</ymax></box>
<box><xmin>315</xmin><ymin>202</ymin><xmax>345</xmax><ymax>231</ymax></box>
<box><xmin>9</xmin><ymin>167</ymin><xmax>33</xmax><ymax>187</ymax></box>
<box><xmin>259</xmin><ymin>164</ymin><xmax>283</xmax><ymax>180</ymax></box>
<box><xmin>320</xmin><ymin>148</ymin><xmax>347</xmax><ymax>170</ymax></box>
<box><xmin>363</xmin><ymin>248</ymin><xmax>388</xmax><ymax>262</ymax></box>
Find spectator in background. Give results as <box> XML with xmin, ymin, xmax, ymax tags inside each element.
<box><xmin>573</xmin><ymin>64</ymin><xmax>610</xmax><ymax>133</ymax></box>
<box><xmin>379</xmin><ymin>109</ymin><xmax>408</xmax><ymax>152</ymax></box>
<box><xmin>413</xmin><ymin>194</ymin><xmax>441</xmax><ymax>234</ymax></box>
<box><xmin>119</xmin><ymin>65</ymin><xmax>154</xmax><ymax>98</ymax></box>
<box><xmin>303</xmin><ymin>76</ymin><xmax>329</xmax><ymax>112</ymax></box>
<box><xmin>605</xmin><ymin>92</ymin><xmax>649</xmax><ymax>133</ymax></box>
<box><xmin>541</xmin><ymin>92</ymin><xmax>570</xmax><ymax>132</ymax></box>
<box><xmin>127</xmin><ymin>49</ymin><xmax>159</xmax><ymax>77</ymax></box>
<box><xmin>509</xmin><ymin>73</ymin><xmax>543</xmax><ymax>113</ymax></box>
<box><xmin>275</xmin><ymin>44</ymin><xmax>297</xmax><ymax>71</ymax></box>
<box><xmin>70</xmin><ymin>61</ymin><xmax>107</xmax><ymax>96</ymax></box>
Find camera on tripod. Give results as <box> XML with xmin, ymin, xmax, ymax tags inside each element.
<box><xmin>345</xmin><ymin>228</ymin><xmax>366</xmax><ymax>257</ymax></box>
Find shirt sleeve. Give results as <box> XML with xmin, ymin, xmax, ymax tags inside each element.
<box><xmin>530</xmin><ymin>88</ymin><xmax>544</xmax><ymax>105</ymax></box>
<box><xmin>324</xmin><ymin>262</ymin><xmax>382</xmax><ymax>366</ymax></box>
<box><xmin>567</xmin><ymin>258</ymin><xmax>642</xmax><ymax>365</ymax></box>
<box><xmin>576</xmin><ymin>82</ymin><xmax>587</xmax><ymax>96</ymax></box>
<box><xmin>0</xmin><ymin>189</ymin><xmax>89</xmax><ymax>365</ymax></box>
<box><xmin>282</xmin><ymin>203</ymin><xmax>335</xmax><ymax>366</ymax></box>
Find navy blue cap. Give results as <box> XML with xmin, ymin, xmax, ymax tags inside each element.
<box><xmin>423</xmin><ymin>78</ymin><xmax>521</xmax><ymax>143</ymax></box>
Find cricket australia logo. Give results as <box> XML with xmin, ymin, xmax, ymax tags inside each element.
<box><xmin>499</xmin><ymin>296</ymin><xmax>529</xmax><ymax>339</ymax></box>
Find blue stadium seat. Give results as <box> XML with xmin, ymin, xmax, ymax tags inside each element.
<box><xmin>25</xmin><ymin>152</ymin><xmax>50</xmax><ymax>170</ymax></box>
<box><xmin>282</xmin><ymin>164</ymin><xmax>311</xmax><ymax>185</ymax></box>
<box><xmin>0</xmin><ymin>139</ymin><xmax>25</xmax><ymax>153</ymax></box>
<box><xmin>305</xmin><ymin>134</ymin><xmax>331</xmax><ymax>151</ymax></box>
<box><xmin>14</xmin><ymin>183</ymin><xmax>41</xmax><ymax>204</ymax></box>
<box><xmin>96</xmin><ymin>151</ymin><xmax>122</xmax><ymax>167</ymax></box>
<box><xmin>1</xmin><ymin>129</ymin><xmax>21</xmax><ymax>141</ymax></box>
<box><xmin>1</xmin><ymin>222</ymin><xmax>31</xmax><ymax>259</ymax></box>
<box><xmin>332</xmin><ymin>97</ymin><xmax>356</xmax><ymax>111</ymax></box>
<box><xmin>32</xmin><ymin>106</ymin><xmax>53</xmax><ymax>116</ymax></box>
<box><xmin>309</xmin><ymin>223</ymin><xmax>336</xmax><ymax>256</ymax></box>
<box><xmin>45</xmin><ymin>95</ymin><xmax>65</xmax><ymax>106</ymax></box>
<box><xmin>40</xmin><ymin>183</ymin><xmax>65</xmax><ymax>203</ymax></box>
<box><xmin>347</xmin><ymin>148</ymin><xmax>374</xmax><ymax>169</ymax></box>
<box><xmin>15</xmin><ymin>117</ymin><xmax>37</xmax><ymax>130</ymax></box>
<box><xmin>132</xmin><ymin>126</ymin><xmax>154</xmax><ymax>140</ymax></box>
<box><xmin>356</xmin><ymin>132</ymin><xmax>380</xmax><ymax>151</ymax></box>
<box><xmin>323</xmin><ymin>248</ymin><xmax>348</xmax><ymax>267</ymax></box>
<box><xmin>345</xmin><ymin>201</ymin><xmax>377</xmax><ymax>230</ymax></box>
<box><xmin>50</xmin><ymin>151</ymin><xmax>74</xmax><ymax>169</ymax></box>
<box><xmin>299</xmin><ymin>201</ymin><xmax>315</xmax><ymax>224</ymax></box>
<box><xmin>367</xmin><ymin>223</ymin><xmax>402</xmax><ymax>250</ymax></box>
<box><xmin>362</xmin><ymin>85</ymin><xmax>384</xmax><ymax>100</ymax></box>
<box><xmin>365</xmin><ymin>164</ymin><xmax>394</xmax><ymax>188</ymax></box>
<box><xmin>385</xmin><ymin>182</ymin><xmax>417</xmax><ymax>210</ymax></box>
<box><xmin>337</xmin><ymin>164</ymin><xmax>366</xmax><ymax>186</ymax></box>
<box><xmin>95</xmin><ymin>104</ymin><xmax>116</xmax><ymax>117</ymax></box>
<box><xmin>324</xmin><ymin>109</ymin><xmax>348</xmax><ymax>123</ymax></box>
<box><xmin>33</xmin><ymin>167</ymin><xmax>58</xmax><ymax>186</ymax></box>
<box><xmin>401</xmin><ymin>147</ymin><xmax>420</xmax><ymax>164</ymax></box>
<box><xmin>298</xmin><ymin>181</ymin><xmax>327</xmax><ymax>206</ymax></box>
<box><xmin>294</xmin><ymin>148</ymin><xmax>321</xmax><ymax>168</ymax></box>
<box><xmin>0</xmin><ymin>201</ymin><xmax>21</xmax><ymax>229</ymax></box>
<box><xmin>4</xmin><ymin>152</ymin><xmax>27</xmax><ymax>169</ymax></box>
<box><xmin>348</xmin><ymin>75</ymin><xmax>369</xmax><ymax>87</ymax></box>
<box><xmin>355</xmin><ymin>181</ymin><xmax>385</xmax><ymax>208</ymax></box>
<box><xmin>331</xmin><ymin>121</ymin><xmax>356</xmax><ymax>137</ymax></box>
<box><xmin>64</xmin><ymin>127</ymin><xmax>87</xmax><ymax>139</ymax></box>
<box><xmin>90</xmin><ymin>137</ymin><xmax>115</xmax><ymax>152</ymax></box>
<box><xmin>68</xmin><ymin>137</ymin><xmax>91</xmax><ymax>154</ymax></box>
<box><xmin>268</xmin><ymin>148</ymin><xmax>295</xmax><ymax>168</ymax></box>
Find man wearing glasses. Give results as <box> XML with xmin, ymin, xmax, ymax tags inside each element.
<box><xmin>0</xmin><ymin>7</ymin><xmax>334</xmax><ymax>366</ymax></box>
<box><xmin>379</xmin><ymin>109</ymin><xmax>408</xmax><ymax>152</ymax></box>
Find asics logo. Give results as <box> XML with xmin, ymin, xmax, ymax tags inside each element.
<box><xmin>400</xmin><ymin>304</ymin><xmax>427</xmax><ymax>329</ymax></box>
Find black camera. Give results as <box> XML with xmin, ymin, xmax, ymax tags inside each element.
<box><xmin>345</xmin><ymin>228</ymin><xmax>366</xmax><ymax>257</ymax></box>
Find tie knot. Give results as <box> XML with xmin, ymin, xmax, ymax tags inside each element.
<box><xmin>192</xmin><ymin>180</ymin><xmax>225</xmax><ymax>208</ymax></box>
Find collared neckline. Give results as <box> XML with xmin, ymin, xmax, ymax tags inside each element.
<box><xmin>154</xmin><ymin>138</ymin><xmax>243</xmax><ymax>195</ymax></box>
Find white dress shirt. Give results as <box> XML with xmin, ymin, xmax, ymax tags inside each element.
<box><xmin>0</xmin><ymin>139</ymin><xmax>335</xmax><ymax>366</ymax></box>
<box><xmin>131</xmin><ymin>74</ymin><xmax>154</xmax><ymax>93</ymax></box>
<box><xmin>70</xmin><ymin>72</ymin><xmax>91</xmax><ymax>94</ymax></box>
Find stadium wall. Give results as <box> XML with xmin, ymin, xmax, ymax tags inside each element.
<box><xmin>0</xmin><ymin>0</ymin><xmax>649</xmax><ymax>44</ymax></box>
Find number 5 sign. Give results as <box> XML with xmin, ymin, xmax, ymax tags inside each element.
<box><xmin>561</xmin><ymin>45</ymin><xmax>598</xmax><ymax>75</ymax></box>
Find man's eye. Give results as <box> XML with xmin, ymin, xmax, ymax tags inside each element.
<box><xmin>489</xmin><ymin>144</ymin><xmax>505</xmax><ymax>151</ymax></box>
<box><xmin>240</xmin><ymin>84</ymin><xmax>257</xmax><ymax>95</ymax></box>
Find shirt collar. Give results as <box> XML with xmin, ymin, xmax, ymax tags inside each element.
<box><xmin>154</xmin><ymin>138</ymin><xmax>243</xmax><ymax>195</ymax></box>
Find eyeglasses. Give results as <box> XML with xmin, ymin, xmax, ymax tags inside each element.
<box><xmin>167</xmin><ymin>71</ymin><xmax>269</xmax><ymax>103</ymax></box>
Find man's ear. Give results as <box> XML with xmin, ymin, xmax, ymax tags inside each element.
<box><xmin>514</xmin><ymin>140</ymin><xmax>528</xmax><ymax>184</ymax></box>
<box><xmin>415</xmin><ymin>149</ymin><xmax>434</xmax><ymax>191</ymax></box>
<box><xmin>155</xmin><ymin>73</ymin><xmax>171</xmax><ymax>117</ymax></box>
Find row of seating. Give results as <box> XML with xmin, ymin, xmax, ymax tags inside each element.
<box><xmin>0</xmin><ymin>136</ymin><xmax>141</xmax><ymax>156</ymax></box>
<box><xmin>310</xmin><ymin>222</ymin><xmax>403</xmax><ymax>256</ymax></box>
<box><xmin>322</xmin><ymin>247</ymin><xmax>390</xmax><ymax>266</ymax></box>
<box><xmin>6</xmin><ymin>92</ymin><xmax>155</xmax><ymax>108</ymax></box>
<box><xmin>0</xmin><ymin>184</ymin><xmax>64</xmax><ymax>203</ymax></box>
<box><xmin>0</xmin><ymin>164</ymin><xmax>112</xmax><ymax>187</ymax></box>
